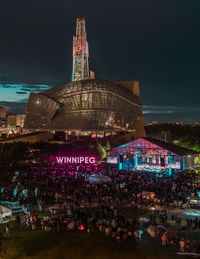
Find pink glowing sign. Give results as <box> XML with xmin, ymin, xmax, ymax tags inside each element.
<box><xmin>50</xmin><ymin>156</ymin><xmax>96</xmax><ymax>164</ymax></box>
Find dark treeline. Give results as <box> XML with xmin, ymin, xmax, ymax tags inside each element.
<box><xmin>145</xmin><ymin>124</ymin><xmax>200</xmax><ymax>144</ymax></box>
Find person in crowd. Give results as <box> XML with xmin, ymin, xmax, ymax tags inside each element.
<box><xmin>179</xmin><ymin>238</ymin><xmax>185</xmax><ymax>253</ymax></box>
<box><xmin>161</xmin><ymin>232</ymin><xmax>167</xmax><ymax>246</ymax></box>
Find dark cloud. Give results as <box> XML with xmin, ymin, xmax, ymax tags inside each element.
<box><xmin>19</xmin><ymin>84</ymin><xmax>50</xmax><ymax>89</ymax></box>
<box><xmin>143</xmin><ymin>106</ymin><xmax>200</xmax><ymax>123</ymax></box>
<box><xmin>21</xmin><ymin>88</ymin><xmax>33</xmax><ymax>92</ymax></box>
<box><xmin>16</xmin><ymin>92</ymin><xmax>27</xmax><ymax>95</ymax></box>
<box><xmin>19</xmin><ymin>84</ymin><xmax>52</xmax><ymax>93</ymax></box>
<box><xmin>2</xmin><ymin>85</ymin><xmax>12</xmax><ymax>88</ymax></box>
<box><xmin>0</xmin><ymin>82</ymin><xmax>52</xmax><ymax>95</ymax></box>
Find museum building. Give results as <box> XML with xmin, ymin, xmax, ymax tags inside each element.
<box><xmin>24</xmin><ymin>18</ymin><xmax>146</xmax><ymax>138</ymax></box>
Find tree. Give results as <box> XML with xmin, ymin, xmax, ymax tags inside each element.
<box><xmin>97</xmin><ymin>143</ymin><xmax>107</xmax><ymax>160</ymax></box>
<box><xmin>194</xmin><ymin>156</ymin><xmax>200</xmax><ymax>166</ymax></box>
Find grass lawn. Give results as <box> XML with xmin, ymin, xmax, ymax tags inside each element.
<box><xmin>1</xmin><ymin>226</ymin><xmax>186</xmax><ymax>259</ymax></box>
<box><xmin>137</xmin><ymin>234</ymin><xmax>182</xmax><ymax>259</ymax></box>
<box><xmin>0</xmin><ymin>208</ymin><xmax>188</xmax><ymax>259</ymax></box>
<box><xmin>2</xmin><ymin>227</ymin><xmax>145</xmax><ymax>259</ymax></box>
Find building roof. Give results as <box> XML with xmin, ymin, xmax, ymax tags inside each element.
<box><xmin>144</xmin><ymin>137</ymin><xmax>199</xmax><ymax>156</ymax></box>
<box><xmin>24</xmin><ymin>79</ymin><xmax>144</xmax><ymax>133</ymax></box>
<box><xmin>110</xmin><ymin>137</ymin><xmax>199</xmax><ymax>156</ymax></box>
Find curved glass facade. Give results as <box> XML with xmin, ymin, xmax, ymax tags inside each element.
<box><xmin>24</xmin><ymin>79</ymin><xmax>145</xmax><ymax>133</ymax></box>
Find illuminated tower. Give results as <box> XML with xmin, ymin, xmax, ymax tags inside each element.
<box><xmin>72</xmin><ymin>18</ymin><xmax>90</xmax><ymax>81</ymax></box>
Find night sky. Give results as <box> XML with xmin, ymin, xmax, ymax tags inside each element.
<box><xmin>0</xmin><ymin>0</ymin><xmax>199</xmax><ymax>123</ymax></box>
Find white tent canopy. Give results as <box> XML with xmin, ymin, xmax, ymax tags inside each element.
<box><xmin>0</xmin><ymin>205</ymin><xmax>12</xmax><ymax>219</ymax></box>
<box><xmin>88</xmin><ymin>174</ymin><xmax>112</xmax><ymax>184</ymax></box>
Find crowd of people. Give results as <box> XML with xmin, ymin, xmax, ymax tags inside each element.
<box><xmin>21</xmin><ymin>205</ymin><xmax>138</xmax><ymax>242</ymax></box>
<box><xmin>1</xmin><ymin>163</ymin><xmax>199</xmax><ymax>207</ymax></box>
<box><xmin>0</xmin><ymin>162</ymin><xmax>200</xmax><ymax>255</ymax></box>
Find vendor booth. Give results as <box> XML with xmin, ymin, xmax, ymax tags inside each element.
<box><xmin>109</xmin><ymin>137</ymin><xmax>199</xmax><ymax>175</ymax></box>
<box><xmin>0</xmin><ymin>205</ymin><xmax>12</xmax><ymax>222</ymax></box>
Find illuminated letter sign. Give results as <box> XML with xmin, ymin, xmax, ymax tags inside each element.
<box><xmin>89</xmin><ymin>157</ymin><xmax>95</xmax><ymax>163</ymax></box>
<box><xmin>56</xmin><ymin>157</ymin><xmax>64</xmax><ymax>163</ymax></box>
<box><xmin>80</xmin><ymin>157</ymin><xmax>84</xmax><ymax>163</ymax></box>
<box><xmin>52</xmin><ymin>156</ymin><xmax>96</xmax><ymax>164</ymax></box>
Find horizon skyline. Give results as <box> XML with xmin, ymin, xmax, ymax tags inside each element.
<box><xmin>1</xmin><ymin>79</ymin><xmax>200</xmax><ymax>124</ymax></box>
<box><xmin>0</xmin><ymin>75</ymin><xmax>200</xmax><ymax>123</ymax></box>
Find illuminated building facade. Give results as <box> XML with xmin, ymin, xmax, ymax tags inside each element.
<box><xmin>72</xmin><ymin>18</ymin><xmax>90</xmax><ymax>82</ymax></box>
<box><xmin>7</xmin><ymin>114</ymin><xmax>25</xmax><ymax>129</ymax></box>
<box><xmin>109</xmin><ymin>137</ymin><xmax>199</xmax><ymax>174</ymax></box>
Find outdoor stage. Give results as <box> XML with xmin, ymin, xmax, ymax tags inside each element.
<box><xmin>108</xmin><ymin>137</ymin><xmax>199</xmax><ymax>175</ymax></box>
